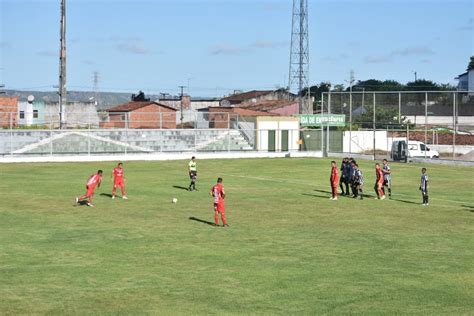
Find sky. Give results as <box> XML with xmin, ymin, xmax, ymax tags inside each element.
<box><xmin>0</xmin><ymin>0</ymin><xmax>473</xmax><ymax>97</ymax></box>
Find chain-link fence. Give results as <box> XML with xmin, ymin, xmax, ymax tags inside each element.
<box><xmin>320</xmin><ymin>91</ymin><xmax>474</xmax><ymax>161</ymax></box>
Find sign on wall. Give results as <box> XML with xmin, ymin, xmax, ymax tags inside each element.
<box><xmin>298</xmin><ymin>114</ymin><xmax>346</xmax><ymax>127</ymax></box>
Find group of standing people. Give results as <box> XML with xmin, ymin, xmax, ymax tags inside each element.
<box><xmin>330</xmin><ymin>158</ymin><xmax>429</xmax><ymax>205</ymax></box>
<box><xmin>330</xmin><ymin>158</ymin><xmax>392</xmax><ymax>201</ymax></box>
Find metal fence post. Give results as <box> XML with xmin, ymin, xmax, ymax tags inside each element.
<box><xmin>349</xmin><ymin>91</ymin><xmax>352</xmax><ymax>154</ymax></box>
<box><xmin>321</xmin><ymin>93</ymin><xmax>325</xmax><ymax>156</ymax></box>
<box><xmin>373</xmin><ymin>93</ymin><xmax>376</xmax><ymax>161</ymax></box>
<box><xmin>327</xmin><ymin>93</ymin><xmax>331</xmax><ymax>155</ymax></box>
<box><xmin>50</xmin><ymin>120</ymin><xmax>53</xmax><ymax>156</ymax></box>
<box><xmin>9</xmin><ymin>113</ymin><xmax>13</xmax><ymax>156</ymax></box>
<box><xmin>452</xmin><ymin>92</ymin><xmax>456</xmax><ymax>160</ymax></box>
<box><xmin>424</xmin><ymin>92</ymin><xmax>428</xmax><ymax>158</ymax></box>
<box><xmin>398</xmin><ymin>92</ymin><xmax>401</xmax><ymax>124</ymax></box>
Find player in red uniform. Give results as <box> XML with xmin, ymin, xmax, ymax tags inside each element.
<box><xmin>111</xmin><ymin>162</ymin><xmax>127</xmax><ymax>199</ymax></box>
<box><xmin>210</xmin><ymin>177</ymin><xmax>228</xmax><ymax>227</ymax></box>
<box><xmin>330</xmin><ymin>161</ymin><xmax>339</xmax><ymax>200</ymax></box>
<box><xmin>374</xmin><ymin>163</ymin><xmax>385</xmax><ymax>200</ymax></box>
<box><xmin>75</xmin><ymin>170</ymin><xmax>103</xmax><ymax>207</ymax></box>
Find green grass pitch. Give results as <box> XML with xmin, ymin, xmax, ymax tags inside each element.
<box><xmin>0</xmin><ymin>158</ymin><xmax>473</xmax><ymax>314</ymax></box>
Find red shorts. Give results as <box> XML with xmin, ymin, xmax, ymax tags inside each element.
<box><xmin>214</xmin><ymin>202</ymin><xmax>225</xmax><ymax>213</ymax></box>
<box><xmin>86</xmin><ymin>186</ymin><xmax>96</xmax><ymax>197</ymax></box>
<box><xmin>114</xmin><ymin>180</ymin><xmax>124</xmax><ymax>187</ymax></box>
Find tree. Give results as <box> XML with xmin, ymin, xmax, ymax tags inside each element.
<box><xmin>131</xmin><ymin>90</ymin><xmax>150</xmax><ymax>102</ymax></box>
<box><xmin>404</xmin><ymin>79</ymin><xmax>440</xmax><ymax>91</ymax></box>
<box><xmin>467</xmin><ymin>56</ymin><xmax>474</xmax><ymax>71</ymax></box>
<box><xmin>354</xmin><ymin>105</ymin><xmax>409</xmax><ymax>129</ymax></box>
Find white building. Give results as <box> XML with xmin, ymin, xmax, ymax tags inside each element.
<box><xmin>456</xmin><ymin>68</ymin><xmax>474</xmax><ymax>96</ymax></box>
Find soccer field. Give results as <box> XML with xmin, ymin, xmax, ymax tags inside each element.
<box><xmin>1</xmin><ymin>158</ymin><xmax>473</xmax><ymax>314</ymax></box>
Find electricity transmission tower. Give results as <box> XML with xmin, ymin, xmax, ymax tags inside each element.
<box><xmin>58</xmin><ymin>0</ymin><xmax>67</xmax><ymax>128</ymax></box>
<box><xmin>288</xmin><ymin>0</ymin><xmax>310</xmax><ymax>114</ymax></box>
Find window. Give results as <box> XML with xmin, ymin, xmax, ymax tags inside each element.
<box><xmin>33</xmin><ymin>110</ymin><xmax>39</xmax><ymax>118</ymax></box>
<box><xmin>19</xmin><ymin>111</ymin><xmax>25</xmax><ymax>119</ymax></box>
<box><xmin>409</xmin><ymin>144</ymin><xmax>418</xmax><ymax>150</ymax></box>
<box><xmin>420</xmin><ymin>144</ymin><xmax>426</xmax><ymax>151</ymax></box>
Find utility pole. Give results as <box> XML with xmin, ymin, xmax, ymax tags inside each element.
<box><xmin>178</xmin><ymin>85</ymin><xmax>186</xmax><ymax>127</ymax></box>
<box><xmin>0</xmin><ymin>84</ymin><xmax>5</xmax><ymax>95</ymax></box>
<box><xmin>58</xmin><ymin>0</ymin><xmax>67</xmax><ymax>129</ymax></box>
<box><xmin>413</xmin><ymin>70</ymin><xmax>417</xmax><ymax>82</ymax></box>
<box><xmin>288</xmin><ymin>0</ymin><xmax>310</xmax><ymax>114</ymax></box>
<box><xmin>92</xmin><ymin>71</ymin><xmax>99</xmax><ymax>107</ymax></box>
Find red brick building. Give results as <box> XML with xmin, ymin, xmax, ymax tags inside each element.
<box><xmin>0</xmin><ymin>96</ymin><xmax>19</xmax><ymax>128</ymax></box>
<box><xmin>100</xmin><ymin>101</ymin><xmax>177</xmax><ymax>129</ymax></box>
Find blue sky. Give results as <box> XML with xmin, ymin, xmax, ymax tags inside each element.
<box><xmin>1</xmin><ymin>0</ymin><xmax>473</xmax><ymax>96</ymax></box>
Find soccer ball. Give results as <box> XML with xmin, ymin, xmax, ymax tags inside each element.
<box><xmin>172</xmin><ymin>198</ymin><xmax>178</xmax><ymax>203</ymax></box>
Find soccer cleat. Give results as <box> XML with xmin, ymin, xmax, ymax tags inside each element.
<box><xmin>426</xmin><ymin>203</ymin><xmax>429</xmax><ymax>206</ymax></box>
<box><xmin>87</xmin><ymin>203</ymin><xmax>94</xmax><ymax>207</ymax></box>
<box><xmin>223</xmin><ymin>224</ymin><xmax>229</xmax><ymax>227</ymax></box>
<box><xmin>381</xmin><ymin>195</ymin><xmax>386</xmax><ymax>200</ymax></box>
<box><xmin>112</xmin><ymin>196</ymin><xmax>115</xmax><ymax>199</ymax></box>
<box><xmin>333</xmin><ymin>197</ymin><xmax>338</xmax><ymax>201</ymax></box>
<box><xmin>122</xmin><ymin>196</ymin><xmax>128</xmax><ymax>200</ymax></box>
<box><xmin>329</xmin><ymin>197</ymin><xmax>334</xmax><ymax>200</ymax></box>
<box><xmin>75</xmin><ymin>197</ymin><xmax>79</xmax><ymax>204</ymax></box>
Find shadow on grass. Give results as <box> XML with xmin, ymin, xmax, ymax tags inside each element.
<box><xmin>462</xmin><ymin>205</ymin><xmax>474</xmax><ymax>212</ymax></box>
<box><xmin>189</xmin><ymin>217</ymin><xmax>216</xmax><ymax>226</ymax></box>
<box><xmin>314</xmin><ymin>188</ymin><xmax>332</xmax><ymax>194</ymax></box>
<box><xmin>173</xmin><ymin>185</ymin><xmax>189</xmax><ymax>191</ymax></box>
<box><xmin>74</xmin><ymin>200</ymin><xmax>89</xmax><ymax>207</ymax></box>
<box><xmin>390</xmin><ymin>198</ymin><xmax>420</xmax><ymax>205</ymax></box>
<box><xmin>302</xmin><ymin>193</ymin><xmax>329</xmax><ymax>199</ymax></box>
<box><xmin>100</xmin><ymin>193</ymin><xmax>113</xmax><ymax>198</ymax></box>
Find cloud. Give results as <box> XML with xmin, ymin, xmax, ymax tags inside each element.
<box><xmin>211</xmin><ymin>39</ymin><xmax>287</xmax><ymax>55</ymax></box>
<box><xmin>392</xmin><ymin>46</ymin><xmax>434</xmax><ymax>56</ymax></box>
<box><xmin>321</xmin><ymin>53</ymin><xmax>350</xmax><ymax>62</ymax></box>
<box><xmin>36</xmin><ymin>50</ymin><xmax>56</xmax><ymax>57</ymax></box>
<box><xmin>458</xmin><ymin>17</ymin><xmax>474</xmax><ymax>31</ymax></box>
<box><xmin>250</xmin><ymin>40</ymin><xmax>288</xmax><ymax>49</ymax></box>
<box><xmin>364</xmin><ymin>54</ymin><xmax>393</xmax><ymax>64</ymax></box>
<box><xmin>210</xmin><ymin>44</ymin><xmax>247</xmax><ymax>55</ymax></box>
<box><xmin>116</xmin><ymin>43</ymin><xmax>150</xmax><ymax>55</ymax></box>
<box><xmin>261</xmin><ymin>3</ymin><xmax>287</xmax><ymax>11</ymax></box>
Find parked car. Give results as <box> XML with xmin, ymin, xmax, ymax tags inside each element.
<box><xmin>391</xmin><ymin>140</ymin><xmax>439</xmax><ymax>160</ymax></box>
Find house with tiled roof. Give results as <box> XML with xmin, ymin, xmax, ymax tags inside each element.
<box><xmin>100</xmin><ymin>101</ymin><xmax>177</xmax><ymax>129</ymax></box>
<box><xmin>220</xmin><ymin>89</ymin><xmax>296</xmax><ymax>106</ymax></box>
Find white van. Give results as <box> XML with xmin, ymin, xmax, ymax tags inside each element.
<box><xmin>391</xmin><ymin>140</ymin><xmax>439</xmax><ymax>160</ymax></box>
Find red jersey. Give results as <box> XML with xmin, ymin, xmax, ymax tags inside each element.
<box><xmin>86</xmin><ymin>174</ymin><xmax>102</xmax><ymax>189</ymax></box>
<box><xmin>331</xmin><ymin>166</ymin><xmax>339</xmax><ymax>185</ymax></box>
<box><xmin>376</xmin><ymin>168</ymin><xmax>384</xmax><ymax>183</ymax></box>
<box><xmin>113</xmin><ymin>167</ymin><xmax>124</xmax><ymax>182</ymax></box>
<box><xmin>211</xmin><ymin>183</ymin><xmax>225</xmax><ymax>204</ymax></box>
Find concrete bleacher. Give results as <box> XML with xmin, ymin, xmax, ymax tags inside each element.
<box><xmin>0</xmin><ymin>129</ymin><xmax>254</xmax><ymax>156</ymax></box>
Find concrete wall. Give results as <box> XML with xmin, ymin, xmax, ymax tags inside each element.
<box><xmin>256</xmin><ymin>117</ymin><xmax>300</xmax><ymax>152</ymax></box>
<box><xmin>343</xmin><ymin>131</ymin><xmax>389</xmax><ymax>153</ymax></box>
<box><xmin>44</xmin><ymin>101</ymin><xmax>99</xmax><ymax>128</ymax></box>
